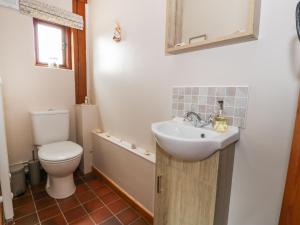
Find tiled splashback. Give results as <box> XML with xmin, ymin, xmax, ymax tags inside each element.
<box><xmin>172</xmin><ymin>86</ymin><xmax>249</xmax><ymax>128</ymax></box>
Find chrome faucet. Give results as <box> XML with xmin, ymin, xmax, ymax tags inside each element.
<box><xmin>184</xmin><ymin>111</ymin><xmax>217</xmax><ymax>128</ymax></box>
<box><xmin>184</xmin><ymin>112</ymin><xmax>203</xmax><ymax>127</ymax></box>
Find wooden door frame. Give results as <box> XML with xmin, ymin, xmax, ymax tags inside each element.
<box><xmin>279</xmin><ymin>93</ymin><xmax>300</xmax><ymax>225</ymax></box>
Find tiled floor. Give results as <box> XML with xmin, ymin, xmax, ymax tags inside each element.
<box><xmin>10</xmin><ymin>172</ymin><xmax>150</xmax><ymax>225</ymax></box>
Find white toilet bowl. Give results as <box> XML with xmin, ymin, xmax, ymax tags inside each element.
<box><xmin>38</xmin><ymin>141</ymin><xmax>83</xmax><ymax>199</ymax></box>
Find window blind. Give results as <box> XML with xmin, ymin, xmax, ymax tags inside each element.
<box><xmin>19</xmin><ymin>0</ymin><xmax>83</xmax><ymax>30</ymax></box>
<box><xmin>0</xmin><ymin>0</ymin><xmax>19</xmax><ymax>10</ymax></box>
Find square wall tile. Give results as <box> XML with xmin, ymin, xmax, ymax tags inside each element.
<box><xmin>216</xmin><ymin>87</ymin><xmax>226</xmax><ymax>96</ymax></box>
<box><xmin>178</xmin><ymin>103</ymin><xmax>184</xmax><ymax>110</ymax></box>
<box><xmin>208</xmin><ymin>87</ymin><xmax>216</xmax><ymax>96</ymax></box>
<box><xmin>207</xmin><ymin>97</ymin><xmax>215</xmax><ymax>105</ymax></box>
<box><xmin>173</xmin><ymin>88</ymin><xmax>179</xmax><ymax>95</ymax></box>
<box><xmin>235</xmin><ymin>98</ymin><xmax>248</xmax><ymax>108</ymax></box>
<box><xmin>192</xmin><ymin>87</ymin><xmax>199</xmax><ymax>95</ymax></box>
<box><xmin>199</xmin><ymin>87</ymin><xmax>208</xmax><ymax>96</ymax></box>
<box><xmin>199</xmin><ymin>96</ymin><xmax>207</xmax><ymax>105</ymax></box>
<box><xmin>226</xmin><ymin>87</ymin><xmax>236</xmax><ymax>96</ymax></box>
<box><xmin>199</xmin><ymin>105</ymin><xmax>206</xmax><ymax>113</ymax></box>
<box><xmin>192</xmin><ymin>96</ymin><xmax>198</xmax><ymax>104</ymax></box>
<box><xmin>224</xmin><ymin>97</ymin><xmax>235</xmax><ymax>107</ymax></box>
<box><xmin>236</xmin><ymin>87</ymin><xmax>248</xmax><ymax>97</ymax></box>
<box><xmin>178</xmin><ymin>88</ymin><xmax>184</xmax><ymax>95</ymax></box>
<box><xmin>185</xmin><ymin>87</ymin><xmax>192</xmax><ymax>95</ymax></box>
<box><xmin>172</xmin><ymin>86</ymin><xmax>249</xmax><ymax>128</ymax></box>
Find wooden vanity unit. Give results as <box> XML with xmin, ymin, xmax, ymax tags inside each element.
<box><xmin>154</xmin><ymin>144</ymin><xmax>235</xmax><ymax>225</ymax></box>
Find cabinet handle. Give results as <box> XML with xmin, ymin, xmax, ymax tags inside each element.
<box><xmin>157</xmin><ymin>175</ymin><xmax>162</xmax><ymax>193</ymax></box>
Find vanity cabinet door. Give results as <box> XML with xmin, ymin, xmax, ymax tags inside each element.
<box><xmin>154</xmin><ymin>145</ymin><xmax>169</xmax><ymax>225</ymax></box>
<box><xmin>154</xmin><ymin>145</ymin><xmax>220</xmax><ymax>225</ymax></box>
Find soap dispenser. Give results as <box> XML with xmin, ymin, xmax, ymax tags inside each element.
<box><xmin>214</xmin><ymin>100</ymin><xmax>228</xmax><ymax>133</ymax></box>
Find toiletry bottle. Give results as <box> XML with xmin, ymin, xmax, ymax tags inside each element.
<box><xmin>214</xmin><ymin>100</ymin><xmax>228</xmax><ymax>133</ymax></box>
<box><xmin>84</xmin><ymin>96</ymin><xmax>89</xmax><ymax>105</ymax></box>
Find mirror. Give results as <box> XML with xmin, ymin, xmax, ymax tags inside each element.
<box><xmin>165</xmin><ymin>0</ymin><xmax>261</xmax><ymax>54</ymax></box>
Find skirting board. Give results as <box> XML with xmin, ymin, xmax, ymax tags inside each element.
<box><xmin>92</xmin><ymin>166</ymin><xmax>154</xmax><ymax>224</ymax></box>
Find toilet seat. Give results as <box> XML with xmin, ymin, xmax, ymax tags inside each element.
<box><xmin>39</xmin><ymin>141</ymin><xmax>83</xmax><ymax>162</ymax></box>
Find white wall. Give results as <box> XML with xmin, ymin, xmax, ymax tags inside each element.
<box><xmin>89</xmin><ymin>0</ymin><xmax>300</xmax><ymax>224</ymax></box>
<box><xmin>0</xmin><ymin>0</ymin><xmax>76</xmax><ymax>164</ymax></box>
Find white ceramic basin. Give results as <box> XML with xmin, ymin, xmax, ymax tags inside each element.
<box><xmin>151</xmin><ymin>118</ymin><xmax>240</xmax><ymax>161</ymax></box>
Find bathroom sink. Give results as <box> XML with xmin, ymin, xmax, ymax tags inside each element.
<box><xmin>151</xmin><ymin>118</ymin><xmax>240</xmax><ymax>161</ymax></box>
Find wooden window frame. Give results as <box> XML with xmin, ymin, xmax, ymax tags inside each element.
<box><xmin>33</xmin><ymin>18</ymin><xmax>72</xmax><ymax>70</ymax></box>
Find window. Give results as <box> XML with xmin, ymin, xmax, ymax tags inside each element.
<box><xmin>33</xmin><ymin>19</ymin><xmax>72</xmax><ymax>69</ymax></box>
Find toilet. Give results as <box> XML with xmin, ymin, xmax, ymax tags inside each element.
<box><xmin>30</xmin><ymin>109</ymin><xmax>83</xmax><ymax>199</ymax></box>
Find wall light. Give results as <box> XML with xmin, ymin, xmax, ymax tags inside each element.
<box><xmin>113</xmin><ymin>22</ymin><xmax>122</xmax><ymax>42</ymax></box>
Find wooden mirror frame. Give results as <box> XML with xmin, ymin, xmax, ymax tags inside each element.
<box><xmin>165</xmin><ymin>0</ymin><xmax>261</xmax><ymax>54</ymax></box>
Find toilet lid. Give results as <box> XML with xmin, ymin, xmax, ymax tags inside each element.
<box><xmin>39</xmin><ymin>141</ymin><xmax>83</xmax><ymax>162</ymax></box>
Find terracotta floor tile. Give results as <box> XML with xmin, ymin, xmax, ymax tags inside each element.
<box><xmin>75</xmin><ymin>184</ymin><xmax>90</xmax><ymax>195</ymax></box>
<box><xmin>69</xmin><ymin>216</ymin><xmax>94</xmax><ymax>225</ymax></box>
<box><xmin>10</xmin><ymin>172</ymin><xmax>146</xmax><ymax>225</ymax></box>
<box><xmin>35</xmin><ymin>196</ymin><xmax>56</xmax><ymax>210</ymax></box>
<box><xmin>87</xmin><ymin>179</ymin><xmax>105</xmax><ymax>190</ymax></box>
<box><xmin>41</xmin><ymin>214</ymin><xmax>67</xmax><ymax>225</ymax></box>
<box><xmin>13</xmin><ymin>195</ymin><xmax>33</xmax><ymax>208</ymax></box>
<box><xmin>14</xmin><ymin>213</ymin><xmax>39</xmax><ymax>225</ymax></box>
<box><xmin>77</xmin><ymin>190</ymin><xmax>97</xmax><ymax>204</ymax></box>
<box><xmin>58</xmin><ymin>195</ymin><xmax>80</xmax><ymax>212</ymax></box>
<box><xmin>100</xmin><ymin>217</ymin><xmax>122</xmax><ymax>225</ymax></box>
<box><xmin>14</xmin><ymin>201</ymin><xmax>35</xmax><ymax>219</ymax></box>
<box><xmin>95</xmin><ymin>186</ymin><xmax>112</xmax><ymax>197</ymax></box>
<box><xmin>83</xmin><ymin>198</ymin><xmax>104</xmax><ymax>213</ymax></box>
<box><xmin>100</xmin><ymin>192</ymin><xmax>120</xmax><ymax>204</ymax></box>
<box><xmin>74</xmin><ymin>178</ymin><xmax>84</xmax><ymax>185</ymax></box>
<box><xmin>22</xmin><ymin>188</ymin><xmax>31</xmax><ymax>196</ymax></box>
<box><xmin>33</xmin><ymin>190</ymin><xmax>49</xmax><ymax>201</ymax></box>
<box><xmin>130</xmin><ymin>218</ymin><xmax>150</xmax><ymax>225</ymax></box>
<box><xmin>64</xmin><ymin>206</ymin><xmax>87</xmax><ymax>223</ymax></box>
<box><xmin>107</xmin><ymin>199</ymin><xmax>129</xmax><ymax>214</ymax></box>
<box><xmin>82</xmin><ymin>173</ymin><xmax>98</xmax><ymax>182</ymax></box>
<box><xmin>31</xmin><ymin>182</ymin><xmax>46</xmax><ymax>193</ymax></box>
<box><xmin>38</xmin><ymin>205</ymin><xmax>61</xmax><ymax>221</ymax></box>
<box><xmin>116</xmin><ymin>208</ymin><xmax>139</xmax><ymax>225</ymax></box>
<box><xmin>90</xmin><ymin>207</ymin><xmax>113</xmax><ymax>224</ymax></box>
